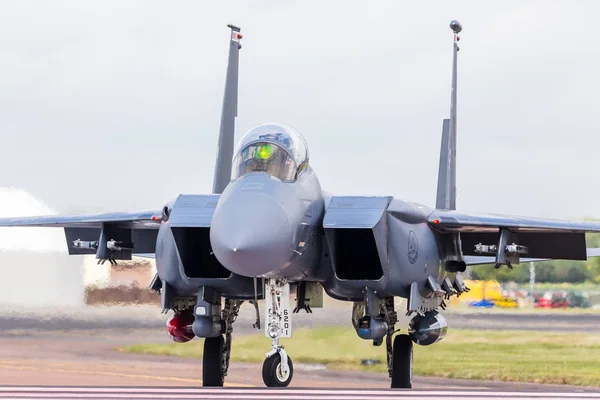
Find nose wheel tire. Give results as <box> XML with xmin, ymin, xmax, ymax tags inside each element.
<box><xmin>202</xmin><ymin>335</ymin><xmax>225</xmax><ymax>387</ymax></box>
<box><xmin>391</xmin><ymin>334</ymin><xmax>413</xmax><ymax>389</ymax></box>
<box><xmin>262</xmin><ymin>353</ymin><xmax>293</xmax><ymax>387</ymax></box>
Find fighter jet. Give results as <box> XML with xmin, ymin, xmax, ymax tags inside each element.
<box><xmin>2</xmin><ymin>21</ymin><xmax>600</xmax><ymax>389</ymax></box>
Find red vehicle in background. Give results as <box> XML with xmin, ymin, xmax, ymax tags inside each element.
<box><xmin>534</xmin><ymin>296</ymin><xmax>551</xmax><ymax>308</ymax></box>
<box><xmin>534</xmin><ymin>291</ymin><xmax>568</xmax><ymax>308</ymax></box>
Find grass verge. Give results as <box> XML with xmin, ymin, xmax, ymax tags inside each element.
<box><xmin>119</xmin><ymin>327</ymin><xmax>600</xmax><ymax>387</ymax></box>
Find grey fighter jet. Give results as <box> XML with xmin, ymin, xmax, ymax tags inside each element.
<box><xmin>2</xmin><ymin>21</ymin><xmax>600</xmax><ymax>389</ymax></box>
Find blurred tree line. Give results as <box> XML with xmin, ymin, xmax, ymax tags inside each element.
<box><xmin>469</xmin><ymin>232</ymin><xmax>600</xmax><ymax>284</ymax></box>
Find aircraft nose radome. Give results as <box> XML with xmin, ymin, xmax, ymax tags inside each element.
<box><xmin>210</xmin><ymin>191</ymin><xmax>294</xmax><ymax>277</ymax></box>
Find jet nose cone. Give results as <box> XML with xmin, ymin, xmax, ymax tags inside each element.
<box><xmin>210</xmin><ymin>191</ymin><xmax>293</xmax><ymax>277</ymax></box>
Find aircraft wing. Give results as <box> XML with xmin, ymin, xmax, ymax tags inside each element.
<box><xmin>428</xmin><ymin>210</ymin><xmax>600</xmax><ymax>233</ymax></box>
<box><xmin>429</xmin><ymin>210</ymin><xmax>600</xmax><ymax>262</ymax></box>
<box><xmin>0</xmin><ymin>210</ymin><xmax>161</xmax><ymax>229</ymax></box>
<box><xmin>0</xmin><ymin>210</ymin><xmax>162</xmax><ymax>257</ymax></box>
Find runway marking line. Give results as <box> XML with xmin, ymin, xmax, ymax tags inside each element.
<box><xmin>1</xmin><ymin>387</ymin><xmax>600</xmax><ymax>397</ymax></box>
<box><xmin>0</xmin><ymin>363</ymin><xmax>254</xmax><ymax>387</ymax></box>
<box><xmin>1</xmin><ymin>391</ymin><xmax>600</xmax><ymax>400</ymax></box>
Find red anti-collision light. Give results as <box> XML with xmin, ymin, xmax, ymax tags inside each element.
<box><xmin>151</xmin><ymin>216</ymin><xmax>159</xmax><ymax>221</ymax></box>
<box><xmin>433</xmin><ymin>219</ymin><xmax>440</xmax><ymax>224</ymax></box>
<box><xmin>237</xmin><ymin>33</ymin><xmax>243</xmax><ymax>40</ymax></box>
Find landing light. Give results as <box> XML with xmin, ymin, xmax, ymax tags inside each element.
<box><xmin>267</xmin><ymin>324</ymin><xmax>281</xmax><ymax>339</ymax></box>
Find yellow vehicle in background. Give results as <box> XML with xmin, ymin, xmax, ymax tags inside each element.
<box><xmin>448</xmin><ymin>279</ymin><xmax>502</xmax><ymax>304</ymax></box>
<box><xmin>448</xmin><ymin>279</ymin><xmax>519</xmax><ymax>308</ymax></box>
<box><xmin>493</xmin><ymin>296</ymin><xmax>519</xmax><ymax>308</ymax></box>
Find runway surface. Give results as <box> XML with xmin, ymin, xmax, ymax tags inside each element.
<box><xmin>0</xmin><ymin>305</ymin><xmax>599</xmax><ymax>397</ymax></box>
<box><xmin>1</xmin><ymin>387</ymin><xmax>600</xmax><ymax>399</ymax></box>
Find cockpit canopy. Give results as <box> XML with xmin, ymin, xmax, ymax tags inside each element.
<box><xmin>232</xmin><ymin>123</ymin><xmax>309</xmax><ymax>182</ymax></box>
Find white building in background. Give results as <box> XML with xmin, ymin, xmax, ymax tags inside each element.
<box><xmin>0</xmin><ymin>187</ymin><xmax>86</xmax><ymax>307</ymax></box>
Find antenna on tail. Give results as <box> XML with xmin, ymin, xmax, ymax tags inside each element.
<box><xmin>212</xmin><ymin>24</ymin><xmax>243</xmax><ymax>194</ymax></box>
<box><xmin>435</xmin><ymin>20</ymin><xmax>462</xmax><ymax>210</ymax></box>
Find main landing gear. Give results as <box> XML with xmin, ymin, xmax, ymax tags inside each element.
<box><xmin>390</xmin><ymin>334</ymin><xmax>413</xmax><ymax>388</ymax></box>
<box><xmin>202</xmin><ymin>335</ymin><xmax>225</xmax><ymax>386</ymax></box>
<box><xmin>354</xmin><ymin>293</ymin><xmax>414</xmax><ymax>388</ymax></box>
<box><xmin>389</xmin><ymin>310</ymin><xmax>449</xmax><ymax>389</ymax></box>
<box><xmin>201</xmin><ymin>298</ymin><xmax>243</xmax><ymax>387</ymax></box>
<box><xmin>382</xmin><ymin>297</ymin><xmax>412</xmax><ymax>389</ymax></box>
<box><xmin>262</xmin><ymin>279</ymin><xmax>294</xmax><ymax>387</ymax></box>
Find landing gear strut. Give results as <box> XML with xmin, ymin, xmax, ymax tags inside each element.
<box><xmin>262</xmin><ymin>279</ymin><xmax>294</xmax><ymax>387</ymax></box>
<box><xmin>201</xmin><ymin>298</ymin><xmax>243</xmax><ymax>387</ymax></box>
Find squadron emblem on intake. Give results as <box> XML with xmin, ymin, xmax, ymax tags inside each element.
<box><xmin>408</xmin><ymin>231</ymin><xmax>418</xmax><ymax>264</ymax></box>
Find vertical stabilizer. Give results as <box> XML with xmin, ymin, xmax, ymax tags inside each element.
<box><xmin>212</xmin><ymin>24</ymin><xmax>242</xmax><ymax>194</ymax></box>
<box><xmin>435</xmin><ymin>20</ymin><xmax>461</xmax><ymax>210</ymax></box>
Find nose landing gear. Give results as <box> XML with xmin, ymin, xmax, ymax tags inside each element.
<box><xmin>262</xmin><ymin>279</ymin><xmax>294</xmax><ymax>387</ymax></box>
<box><xmin>263</xmin><ymin>347</ymin><xmax>294</xmax><ymax>387</ymax></box>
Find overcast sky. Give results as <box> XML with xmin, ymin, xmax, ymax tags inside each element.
<box><xmin>0</xmin><ymin>1</ymin><xmax>599</xmax><ymax>219</ymax></box>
